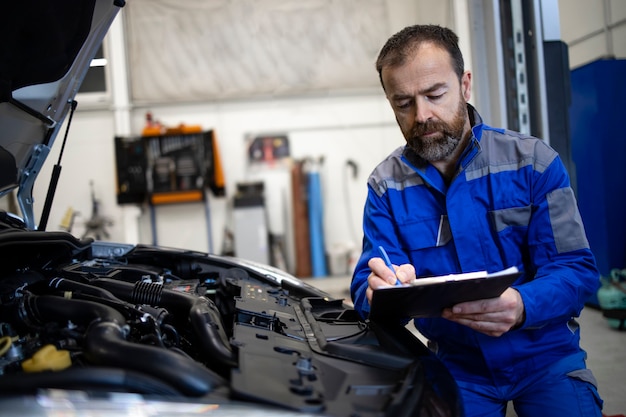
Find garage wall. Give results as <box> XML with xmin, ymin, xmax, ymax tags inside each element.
<box><xmin>558</xmin><ymin>0</ymin><xmax>626</xmax><ymax>68</ymax></box>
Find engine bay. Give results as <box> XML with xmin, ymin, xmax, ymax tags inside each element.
<box><xmin>0</xmin><ymin>221</ymin><xmax>460</xmax><ymax>416</ymax></box>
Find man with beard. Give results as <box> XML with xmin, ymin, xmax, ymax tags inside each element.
<box><xmin>350</xmin><ymin>25</ymin><xmax>603</xmax><ymax>417</ymax></box>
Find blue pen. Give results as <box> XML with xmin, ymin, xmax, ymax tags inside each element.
<box><xmin>378</xmin><ymin>246</ymin><xmax>402</xmax><ymax>286</ymax></box>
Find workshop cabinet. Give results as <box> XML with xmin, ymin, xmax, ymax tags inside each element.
<box><xmin>570</xmin><ymin>59</ymin><xmax>626</xmax><ymax>281</ymax></box>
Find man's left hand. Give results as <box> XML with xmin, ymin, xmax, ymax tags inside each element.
<box><xmin>441</xmin><ymin>288</ymin><xmax>525</xmax><ymax>337</ymax></box>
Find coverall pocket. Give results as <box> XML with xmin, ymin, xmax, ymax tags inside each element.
<box><xmin>488</xmin><ymin>205</ymin><xmax>532</xmax><ymax>266</ymax></box>
<box><xmin>567</xmin><ymin>369</ymin><xmax>604</xmax><ymax>417</ymax></box>
<box><xmin>488</xmin><ymin>205</ymin><xmax>532</xmax><ymax>233</ymax></box>
<box><xmin>397</xmin><ymin>215</ymin><xmax>449</xmax><ymax>250</ymax></box>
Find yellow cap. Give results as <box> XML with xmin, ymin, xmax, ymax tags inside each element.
<box><xmin>22</xmin><ymin>344</ymin><xmax>72</xmax><ymax>372</ymax></box>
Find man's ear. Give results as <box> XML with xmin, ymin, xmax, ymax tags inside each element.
<box><xmin>461</xmin><ymin>71</ymin><xmax>472</xmax><ymax>102</ymax></box>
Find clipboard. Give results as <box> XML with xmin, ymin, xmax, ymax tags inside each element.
<box><xmin>369</xmin><ymin>266</ymin><xmax>521</xmax><ymax>321</ymax></box>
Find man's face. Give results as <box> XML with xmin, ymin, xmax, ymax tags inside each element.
<box><xmin>381</xmin><ymin>43</ymin><xmax>472</xmax><ymax>162</ymax></box>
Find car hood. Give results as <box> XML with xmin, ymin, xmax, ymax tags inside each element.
<box><xmin>0</xmin><ymin>0</ymin><xmax>124</xmax><ymax>229</ymax></box>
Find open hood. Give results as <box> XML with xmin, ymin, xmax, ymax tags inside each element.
<box><xmin>0</xmin><ymin>0</ymin><xmax>125</xmax><ymax>230</ymax></box>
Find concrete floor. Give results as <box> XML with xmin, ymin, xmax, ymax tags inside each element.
<box><xmin>306</xmin><ymin>275</ymin><xmax>626</xmax><ymax>417</ymax></box>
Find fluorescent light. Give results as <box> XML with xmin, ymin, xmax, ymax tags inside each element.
<box><xmin>90</xmin><ymin>58</ymin><xmax>108</xmax><ymax>67</ymax></box>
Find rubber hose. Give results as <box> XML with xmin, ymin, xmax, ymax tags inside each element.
<box><xmin>84</xmin><ymin>321</ymin><xmax>224</xmax><ymax>396</ymax></box>
<box><xmin>92</xmin><ymin>278</ymin><xmax>236</xmax><ymax>366</ymax></box>
<box><xmin>26</xmin><ymin>294</ymin><xmax>125</xmax><ymax>326</ymax></box>
<box><xmin>21</xmin><ymin>294</ymin><xmax>224</xmax><ymax>396</ymax></box>
<box><xmin>49</xmin><ymin>277</ymin><xmax>122</xmax><ymax>302</ymax></box>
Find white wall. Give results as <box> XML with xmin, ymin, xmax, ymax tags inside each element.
<box><xmin>558</xmin><ymin>0</ymin><xmax>626</xmax><ymax>68</ymax></box>
<box><xmin>132</xmin><ymin>94</ymin><xmax>404</xmax><ymax>274</ymax></box>
<box><xmin>33</xmin><ymin>110</ymin><xmax>118</xmax><ymax>241</ymax></box>
<box><xmin>33</xmin><ymin>90</ymin><xmax>403</xmax><ymax>275</ymax></box>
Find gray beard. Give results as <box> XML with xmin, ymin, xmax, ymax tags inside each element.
<box><xmin>408</xmin><ymin>134</ymin><xmax>461</xmax><ymax>162</ymax></box>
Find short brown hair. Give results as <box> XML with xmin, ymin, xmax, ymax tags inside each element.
<box><xmin>376</xmin><ymin>25</ymin><xmax>465</xmax><ymax>89</ymax></box>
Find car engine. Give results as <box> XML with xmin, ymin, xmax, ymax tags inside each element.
<box><xmin>0</xmin><ymin>214</ymin><xmax>460</xmax><ymax>417</ymax></box>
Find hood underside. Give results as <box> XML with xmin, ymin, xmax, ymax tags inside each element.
<box><xmin>0</xmin><ymin>0</ymin><xmax>124</xmax><ymax>229</ymax></box>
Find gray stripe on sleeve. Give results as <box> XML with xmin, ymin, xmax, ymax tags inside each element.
<box><xmin>547</xmin><ymin>187</ymin><xmax>590</xmax><ymax>253</ymax></box>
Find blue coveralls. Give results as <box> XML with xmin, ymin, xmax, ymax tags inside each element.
<box><xmin>350</xmin><ymin>106</ymin><xmax>604</xmax><ymax>417</ymax></box>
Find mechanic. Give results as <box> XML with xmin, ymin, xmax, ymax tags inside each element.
<box><xmin>350</xmin><ymin>24</ymin><xmax>603</xmax><ymax>417</ymax></box>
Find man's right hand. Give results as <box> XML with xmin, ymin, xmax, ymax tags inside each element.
<box><xmin>366</xmin><ymin>257</ymin><xmax>415</xmax><ymax>304</ymax></box>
